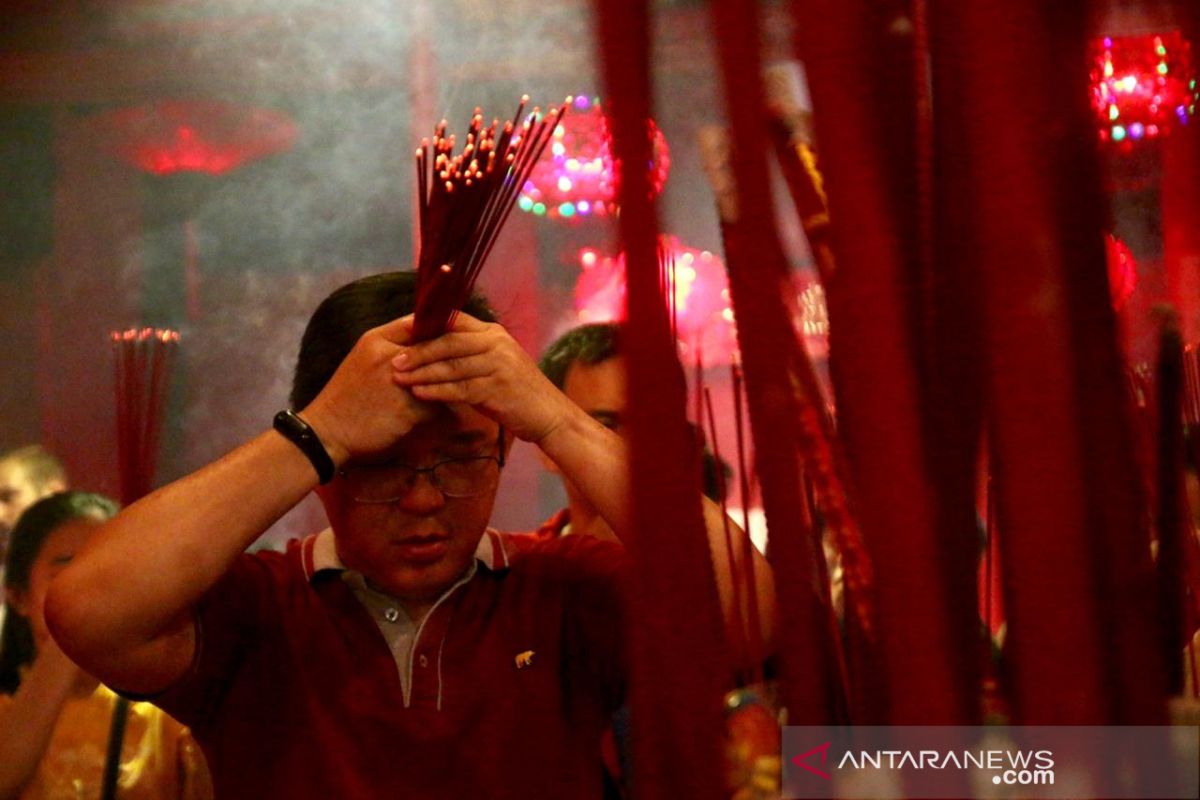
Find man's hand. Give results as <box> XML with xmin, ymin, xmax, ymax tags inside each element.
<box><xmin>301</xmin><ymin>316</ymin><xmax>436</xmax><ymax>465</ymax></box>
<box><xmin>390</xmin><ymin>313</ymin><xmax>574</xmax><ymax>444</ymax></box>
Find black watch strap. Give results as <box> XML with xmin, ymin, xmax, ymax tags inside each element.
<box><xmin>273</xmin><ymin>410</ymin><xmax>336</xmax><ymax>485</ymax></box>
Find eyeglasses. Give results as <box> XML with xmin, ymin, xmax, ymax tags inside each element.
<box><xmin>338</xmin><ymin>429</ymin><xmax>506</xmax><ymax>503</ymax></box>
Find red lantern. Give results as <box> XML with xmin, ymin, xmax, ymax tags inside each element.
<box><xmin>519</xmin><ymin>94</ymin><xmax>670</xmax><ymax>221</ymax></box>
<box><xmin>1105</xmin><ymin>234</ymin><xmax>1138</xmax><ymax>310</ymax></box>
<box><xmin>1090</xmin><ymin>31</ymin><xmax>1199</xmax><ymax>145</ymax></box>
<box><xmin>574</xmin><ymin>236</ymin><xmax>733</xmax><ymax>366</ymax></box>
<box><xmin>86</xmin><ymin>99</ymin><xmax>297</xmax><ymax>176</ymax></box>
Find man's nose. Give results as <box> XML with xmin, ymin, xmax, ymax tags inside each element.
<box><xmin>395</xmin><ymin>470</ymin><xmax>446</xmax><ymax>513</ymax></box>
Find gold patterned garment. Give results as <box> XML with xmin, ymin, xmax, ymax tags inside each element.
<box><xmin>0</xmin><ymin>685</ymin><xmax>212</xmax><ymax>800</ymax></box>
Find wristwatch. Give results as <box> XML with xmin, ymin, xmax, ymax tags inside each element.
<box><xmin>273</xmin><ymin>410</ymin><xmax>336</xmax><ymax>484</ymax></box>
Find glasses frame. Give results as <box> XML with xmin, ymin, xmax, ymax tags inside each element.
<box><xmin>337</xmin><ymin>427</ymin><xmax>506</xmax><ymax>503</ymax></box>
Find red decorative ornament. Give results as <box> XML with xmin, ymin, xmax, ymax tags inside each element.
<box><xmin>86</xmin><ymin>100</ymin><xmax>298</xmax><ymax>176</ymax></box>
<box><xmin>574</xmin><ymin>236</ymin><xmax>734</xmax><ymax>366</ymax></box>
<box><xmin>1090</xmin><ymin>31</ymin><xmax>1199</xmax><ymax>146</ymax></box>
<box><xmin>519</xmin><ymin>94</ymin><xmax>670</xmax><ymax>221</ymax></box>
<box><xmin>1105</xmin><ymin>234</ymin><xmax>1138</xmax><ymax>310</ymax></box>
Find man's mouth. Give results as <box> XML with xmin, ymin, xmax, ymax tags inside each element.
<box><xmin>391</xmin><ymin>534</ymin><xmax>450</xmax><ymax>564</ymax></box>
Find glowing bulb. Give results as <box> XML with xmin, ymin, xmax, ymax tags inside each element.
<box><xmin>533</xmin><ymin>202</ymin><xmax>546</xmax><ymax>216</ymax></box>
<box><xmin>558</xmin><ymin>176</ymin><xmax>573</xmax><ymax>192</ymax></box>
<box><xmin>518</xmin><ymin>195</ymin><xmax>534</xmax><ymax>211</ymax></box>
<box><xmin>722</xmin><ymin>308</ymin><xmax>735</xmax><ymax>323</ymax></box>
<box><xmin>559</xmin><ymin>202</ymin><xmax>576</xmax><ymax>218</ymax></box>
<box><xmin>565</xmin><ymin>158</ymin><xmax>581</xmax><ymax>172</ymax></box>
<box><xmin>577</xmin><ymin>200</ymin><xmax>591</xmax><ymax>214</ymax></box>
<box><xmin>1130</xmin><ymin>122</ymin><xmax>1145</xmax><ymax>139</ymax></box>
<box><xmin>552</xmin><ymin>142</ymin><xmax>566</xmax><ymax>157</ymax></box>
<box><xmin>1109</xmin><ymin>104</ymin><xmax>1119</xmax><ymax>120</ymax></box>
<box><xmin>1112</xmin><ymin>125</ymin><xmax>1127</xmax><ymax>141</ymax></box>
<box><xmin>582</xmin><ymin>250</ymin><xmax>597</xmax><ymax>267</ymax></box>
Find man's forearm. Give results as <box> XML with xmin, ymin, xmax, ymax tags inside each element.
<box><xmin>46</xmin><ymin>429</ymin><xmax>322</xmax><ymax>685</ymax></box>
<box><xmin>538</xmin><ymin>406</ymin><xmax>632</xmax><ymax>535</ymax></box>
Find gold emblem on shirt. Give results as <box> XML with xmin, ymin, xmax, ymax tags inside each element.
<box><xmin>515</xmin><ymin>650</ymin><xmax>535</xmax><ymax>669</ymax></box>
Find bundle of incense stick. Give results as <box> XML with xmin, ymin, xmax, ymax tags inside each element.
<box><xmin>111</xmin><ymin>328</ymin><xmax>179</xmax><ymax>505</ymax></box>
<box><xmin>411</xmin><ymin>97</ymin><xmax>566</xmax><ymax>341</ymax></box>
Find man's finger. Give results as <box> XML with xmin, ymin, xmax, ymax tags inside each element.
<box><xmin>394</xmin><ymin>331</ymin><xmax>489</xmax><ymax>371</ymax></box>
<box><xmin>393</xmin><ymin>355</ymin><xmax>493</xmax><ymax>386</ymax></box>
<box><xmin>445</xmin><ymin>312</ymin><xmax>491</xmax><ymax>333</ymax></box>
<box><xmin>410</xmin><ymin>381</ymin><xmax>473</xmax><ymax>404</ymax></box>
<box><xmin>371</xmin><ymin>314</ymin><xmax>416</xmax><ymax>345</ymax></box>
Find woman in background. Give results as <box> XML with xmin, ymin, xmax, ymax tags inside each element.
<box><xmin>0</xmin><ymin>491</ymin><xmax>211</xmax><ymax>800</ymax></box>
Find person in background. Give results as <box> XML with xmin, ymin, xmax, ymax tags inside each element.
<box><xmin>0</xmin><ymin>447</ymin><xmax>68</xmax><ymax>643</ymax></box>
<box><xmin>0</xmin><ymin>491</ymin><xmax>211</xmax><ymax>800</ymax></box>
<box><xmin>536</xmin><ymin>322</ymin><xmax>732</xmax><ymax>543</ymax></box>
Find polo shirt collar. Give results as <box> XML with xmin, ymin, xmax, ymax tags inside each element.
<box><xmin>300</xmin><ymin>527</ymin><xmax>511</xmax><ymax>581</ymax></box>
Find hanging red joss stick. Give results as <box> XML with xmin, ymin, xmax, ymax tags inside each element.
<box><xmin>703</xmin><ymin>386</ymin><xmax>756</xmax><ymax>686</ymax></box>
<box><xmin>595</xmin><ymin>0</ymin><xmax>729</xmax><ymax>797</ymax></box>
<box><xmin>111</xmin><ymin>328</ymin><xmax>179</xmax><ymax>505</ymax></box>
<box><xmin>411</xmin><ymin>98</ymin><xmax>565</xmax><ymax>341</ymax></box>
<box><xmin>931</xmin><ymin>0</ymin><xmax>1165</xmax><ymax>723</ymax></box>
<box><xmin>1155</xmin><ymin>316</ymin><xmax>1189</xmax><ymax>695</ymax></box>
<box><xmin>707</xmin><ymin>0</ymin><xmax>857</xmax><ymax>726</ymax></box>
<box><xmin>790</xmin><ymin>0</ymin><xmax>979</xmax><ymax>726</ymax></box>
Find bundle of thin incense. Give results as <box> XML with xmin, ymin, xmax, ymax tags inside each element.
<box><xmin>412</xmin><ymin>97</ymin><xmax>566</xmax><ymax>341</ymax></box>
<box><xmin>111</xmin><ymin>328</ymin><xmax>179</xmax><ymax>505</ymax></box>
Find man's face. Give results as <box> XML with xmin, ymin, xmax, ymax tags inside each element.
<box><xmin>319</xmin><ymin>405</ymin><xmax>504</xmax><ymax>604</ymax></box>
<box><xmin>562</xmin><ymin>355</ymin><xmax>628</xmax><ymax>437</ymax></box>
<box><xmin>554</xmin><ymin>354</ymin><xmax>626</xmax><ymax>541</ymax></box>
<box><xmin>0</xmin><ymin>462</ymin><xmax>43</xmax><ymax>541</ymax></box>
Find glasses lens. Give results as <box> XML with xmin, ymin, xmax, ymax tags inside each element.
<box><xmin>433</xmin><ymin>457</ymin><xmax>499</xmax><ymax>498</ymax></box>
<box><xmin>348</xmin><ymin>466</ymin><xmax>416</xmax><ymax>503</ymax></box>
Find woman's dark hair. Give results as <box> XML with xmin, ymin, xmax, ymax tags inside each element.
<box><xmin>290</xmin><ymin>271</ymin><xmax>497</xmax><ymax>411</ymax></box>
<box><xmin>0</xmin><ymin>491</ymin><xmax>119</xmax><ymax>693</ymax></box>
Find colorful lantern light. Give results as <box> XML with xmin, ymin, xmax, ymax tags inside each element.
<box><xmin>518</xmin><ymin>94</ymin><xmax>670</xmax><ymax>221</ymax></box>
<box><xmin>1090</xmin><ymin>31</ymin><xmax>1199</xmax><ymax>145</ymax></box>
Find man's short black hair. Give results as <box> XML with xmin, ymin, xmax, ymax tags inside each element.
<box><xmin>290</xmin><ymin>271</ymin><xmax>497</xmax><ymax>411</ymax></box>
<box><xmin>537</xmin><ymin>322</ymin><xmax>621</xmax><ymax>390</ymax></box>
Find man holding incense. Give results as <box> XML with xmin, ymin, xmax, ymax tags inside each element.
<box><xmin>45</xmin><ymin>272</ymin><xmax>771</xmax><ymax>799</ymax></box>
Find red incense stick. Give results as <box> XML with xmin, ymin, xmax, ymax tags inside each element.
<box><xmin>111</xmin><ymin>328</ymin><xmax>179</xmax><ymax>505</ymax></box>
<box><xmin>411</xmin><ymin>98</ymin><xmax>566</xmax><ymax>341</ymax></box>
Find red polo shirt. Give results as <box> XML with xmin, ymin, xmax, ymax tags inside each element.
<box><xmin>152</xmin><ymin>528</ymin><xmax>626</xmax><ymax>799</ymax></box>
